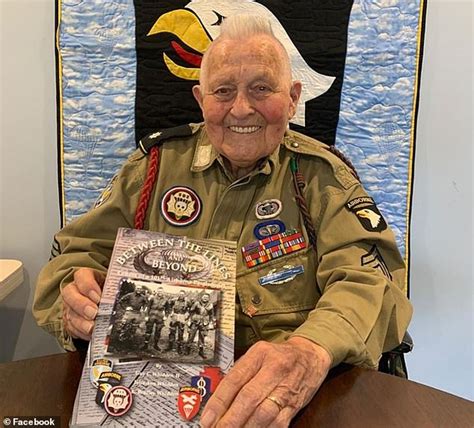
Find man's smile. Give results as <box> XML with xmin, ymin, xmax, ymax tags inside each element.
<box><xmin>228</xmin><ymin>125</ymin><xmax>262</xmax><ymax>134</ymax></box>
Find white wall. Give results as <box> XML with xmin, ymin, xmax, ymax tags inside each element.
<box><xmin>0</xmin><ymin>0</ymin><xmax>472</xmax><ymax>399</ymax></box>
<box><xmin>407</xmin><ymin>0</ymin><xmax>473</xmax><ymax>400</ymax></box>
<box><xmin>0</xmin><ymin>0</ymin><xmax>62</xmax><ymax>360</ymax></box>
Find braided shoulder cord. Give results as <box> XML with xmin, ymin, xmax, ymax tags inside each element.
<box><xmin>325</xmin><ymin>145</ymin><xmax>360</xmax><ymax>181</ymax></box>
<box><xmin>290</xmin><ymin>156</ymin><xmax>317</xmax><ymax>249</ymax></box>
<box><xmin>134</xmin><ymin>146</ymin><xmax>160</xmax><ymax>230</ymax></box>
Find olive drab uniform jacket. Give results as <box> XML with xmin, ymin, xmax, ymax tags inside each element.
<box><xmin>34</xmin><ymin>123</ymin><xmax>412</xmax><ymax>369</ymax></box>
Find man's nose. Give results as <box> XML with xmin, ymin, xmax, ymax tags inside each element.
<box><xmin>230</xmin><ymin>90</ymin><xmax>254</xmax><ymax>118</ymax></box>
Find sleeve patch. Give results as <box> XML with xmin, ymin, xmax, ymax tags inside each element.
<box><xmin>361</xmin><ymin>245</ymin><xmax>392</xmax><ymax>280</ymax></box>
<box><xmin>346</xmin><ymin>197</ymin><xmax>387</xmax><ymax>232</ymax></box>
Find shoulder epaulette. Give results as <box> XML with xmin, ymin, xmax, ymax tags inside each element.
<box><xmin>138</xmin><ymin>124</ymin><xmax>196</xmax><ymax>155</ymax></box>
<box><xmin>284</xmin><ymin>131</ymin><xmax>360</xmax><ymax>181</ymax></box>
<box><xmin>324</xmin><ymin>145</ymin><xmax>360</xmax><ymax>181</ymax></box>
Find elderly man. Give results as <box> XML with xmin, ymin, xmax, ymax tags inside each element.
<box><xmin>34</xmin><ymin>14</ymin><xmax>412</xmax><ymax>427</ymax></box>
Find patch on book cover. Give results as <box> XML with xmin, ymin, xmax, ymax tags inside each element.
<box><xmin>177</xmin><ymin>386</ymin><xmax>202</xmax><ymax>421</ymax></box>
<box><xmin>191</xmin><ymin>375</ymin><xmax>212</xmax><ymax>402</ymax></box>
<box><xmin>161</xmin><ymin>186</ymin><xmax>202</xmax><ymax>227</ymax></box>
<box><xmin>90</xmin><ymin>358</ymin><xmax>113</xmax><ymax>387</ymax></box>
<box><xmin>96</xmin><ymin>371</ymin><xmax>122</xmax><ymax>406</ymax></box>
<box><xmin>104</xmin><ymin>385</ymin><xmax>133</xmax><ymax>417</ymax></box>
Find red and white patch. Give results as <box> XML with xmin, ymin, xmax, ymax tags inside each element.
<box><xmin>177</xmin><ymin>386</ymin><xmax>202</xmax><ymax>421</ymax></box>
<box><xmin>161</xmin><ymin>186</ymin><xmax>202</xmax><ymax>226</ymax></box>
<box><xmin>104</xmin><ymin>386</ymin><xmax>133</xmax><ymax>417</ymax></box>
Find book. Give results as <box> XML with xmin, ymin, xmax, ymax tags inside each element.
<box><xmin>70</xmin><ymin>228</ymin><xmax>236</xmax><ymax>427</ymax></box>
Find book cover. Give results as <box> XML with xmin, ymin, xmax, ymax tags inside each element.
<box><xmin>70</xmin><ymin>228</ymin><xmax>236</xmax><ymax>427</ymax></box>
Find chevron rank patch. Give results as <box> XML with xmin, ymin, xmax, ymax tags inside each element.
<box><xmin>49</xmin><ymin>236</ymin><xmax>61</xmax><ymax>260</ymax></box>
<box><xmin>346</xmin><ymin>197</ymin><xmax>387</xmax><ymax>232</ymax></box>
<box><xmin>242</xmin><ymin>229</ymin><xmax>306</xmax><ymax>268</ymax></box>
<box><xmin>361</xmin><ymin>245</ymin><xmax>392</xmax><ymax>280</ymax></box>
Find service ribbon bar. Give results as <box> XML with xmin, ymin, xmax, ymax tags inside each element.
<box><xmin>241</xmin><ymin>229</ymin><xmax>306</xmax><ymax>268</ymax></box>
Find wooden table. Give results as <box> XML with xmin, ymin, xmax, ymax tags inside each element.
<box><xmin>0</xmin><ymin>353</ymin><xmax>471</xmax><ymax>427</ymax></box>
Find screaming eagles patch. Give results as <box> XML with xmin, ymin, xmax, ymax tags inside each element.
<box><xmin>346</xmin><ymin>197</ymin><xmax>387</xmax><ymax>232</ymax></box>
<box><xmin>161</xmin><ymin>186</ymin><xmax>202</xmax><ymax>227</ymax></box>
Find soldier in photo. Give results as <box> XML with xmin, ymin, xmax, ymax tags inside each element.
<box><xmin>166</xmin><ymin>289</ymin><xmax>189</xmax><ymax>354</ymax></box>
<box><xmin>109</xmin><ymin>284</ymin><xmax>149</xmax><ymax>352</ymax></box>
<box><xmin>184</xmin><ymin>292</ymin><xmax>216</xmax><ymax>358</ymax></box>
<box><xmin>144</xmin><ymin>287</ymin><xmax>168</xmax><ymax>352</ymax></box>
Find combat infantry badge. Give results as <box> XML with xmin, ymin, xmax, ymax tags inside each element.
<box><xmin>161</xmin><ymin>186</ymin><xmax>202</xmax><ymax>226</ymax></box>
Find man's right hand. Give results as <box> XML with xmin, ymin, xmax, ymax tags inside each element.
<box><xmin>61</xmin><ymin>268</ymin><xmax>105</xmax><ymax>340</ymax></box>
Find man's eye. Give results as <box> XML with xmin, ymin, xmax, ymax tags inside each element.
<box><xmin>213</xmin><ymin>87</ymin><xmax>234</xmax><ymax>97</ymax></box>
<box><xmin>251</xmin><ymin>85</ymin><xmax>273</xmax><ymax>97</ymax></box>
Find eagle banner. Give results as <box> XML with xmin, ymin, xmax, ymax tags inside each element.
<box><xmin>56</xmin><ymin>0</ymin><xmax>426</xmax><ymax>294</ymax></box>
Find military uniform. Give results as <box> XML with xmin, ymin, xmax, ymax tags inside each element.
<box><xmin>144</xmin><ymin>293</ymin><xmax>168</xmax><ymax>350</ymax></box>
<box><xmin>167</xmin><ymin>295</ymin><xmax>190</xmax><ymax>354</ymax></box>
<box><xmin>185</xmin><ymin>298</ymin><xmax>216</xmax><ymax>358</ymax></box>
<box><xmin>34</xmin><ymin>123</ymin><xmax>412</xmax><ymax>369</ymax></box>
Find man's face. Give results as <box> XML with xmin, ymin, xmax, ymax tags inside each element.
<box><xmin>193</xmin><ymin>35</ymin><xmax>301</xmax><ymax>173</ymax></box>
<box><xmin>201</xmin><ymin>293</ymin><xmax>210</xmax><ymax>304</ymax></box>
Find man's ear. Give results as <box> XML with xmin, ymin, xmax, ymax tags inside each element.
<box><xmin>192</xmin><ymin>85</ymin><xmax>204</xmax><ymax>110</ymax></box>
<box><xmin>288</xmin><ymin>81</ymin><xmax>302</xmax><ymax>119</ymax></box>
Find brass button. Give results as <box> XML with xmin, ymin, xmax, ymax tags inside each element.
<box><xmin>291</xmin><ymin>142</ymin><xmax>299</xmax><ymax>148</ymax></box>
<box><xmin>251</xmin><ymin>295</ymin><xmax>262</xmax><ymax>305</ymax></box>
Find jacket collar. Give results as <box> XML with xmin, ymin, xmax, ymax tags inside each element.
<box><xmin>191</xmin><ymin>125</ymin><xmax>279</xmax><ymax>178</ymax></box>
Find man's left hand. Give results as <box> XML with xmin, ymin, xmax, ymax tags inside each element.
<box><xmin>200</xmin><ymin>337</ymin><xmax>332</xmax><ymax>428</ymax></box>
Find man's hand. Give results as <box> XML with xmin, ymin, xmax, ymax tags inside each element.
<box><xmin>61</xmin><ymin>268</ymin><xmax>105</xmax><ymax>340</ymax></box>
<box><xmin>200</xmin><ymin>337</ymin><xmax>332</xmax><ymax>428</ymax></box>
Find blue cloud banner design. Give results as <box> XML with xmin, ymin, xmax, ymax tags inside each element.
<box><xmin>56</xmin><ymin>0</ymin><xmax>426</xmax><ymax>294</ymax></box>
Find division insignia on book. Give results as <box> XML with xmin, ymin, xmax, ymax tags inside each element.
<box><xmin>104</xmin><ymin>386</ymin><xmax>133</xmax><ymax>417</ymax></box>
<box><xmin>90</xmin><ymin>358</ymin><xmax>113</xmax><ymax>387</ymax></box>
<box><xmin>95</xmin><ymin>371</ymin><xmax>122</xmax><ymax>406</ymax></box>
<box><xmin>177</xmin><ymin>386</ymin><xmax>202</xmax><ymax>421</ymax></box>
<box><xmin>191</xmin><ymin>375</ymin><xmax>212</xmax><ymax>402</ymax></box>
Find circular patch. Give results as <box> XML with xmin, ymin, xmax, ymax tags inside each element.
<box><xmin>255</xmin><ymin>199</ymin><xmax>283</xmax><ymax>219</ymax></box>
<box><xmin>253</xmin><ymin>220</ymin><xmax>286</xmax><ymax>239</ymax></box>
<box><xmin>161</xmin><ymin>186</ymin><xmax>202</xmax><ymax>227</ymax></box>
<box><xmin>104</xmin><ymin>386</ymin><xmax>133</xmax><ymax>417</ymax></box>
